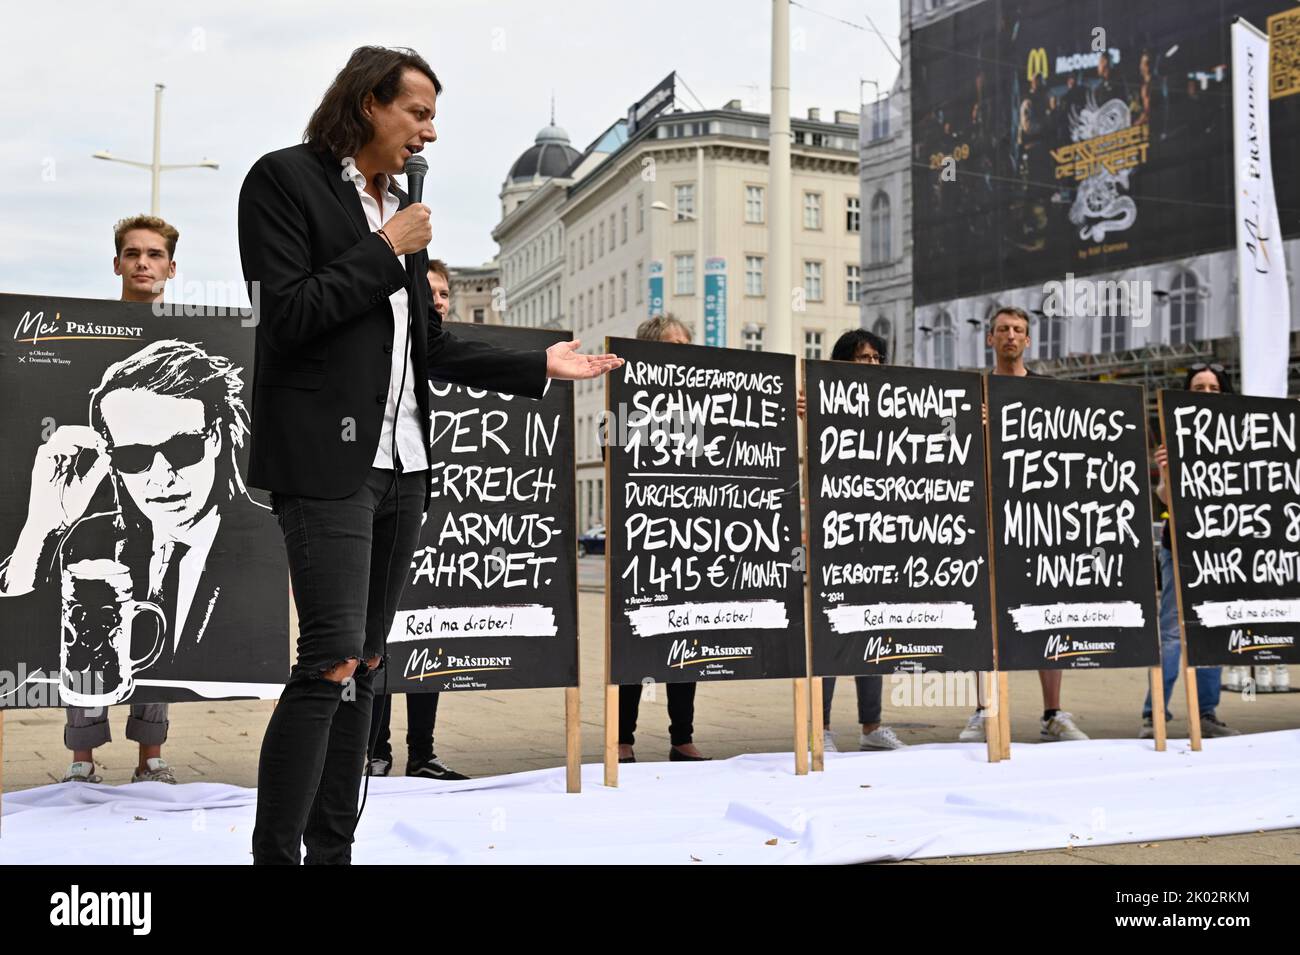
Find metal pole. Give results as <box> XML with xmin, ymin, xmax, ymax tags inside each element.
<box><xmin>151</xmin><ymin>84</ymin><xmax>164</xmax><ymax>215</ymax></box>
<box><xmin>769</xmin><ymin>0</ymin><xmax>792</xmax><ymax>354</ymax></box>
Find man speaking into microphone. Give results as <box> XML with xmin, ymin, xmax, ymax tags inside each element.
<box><xmin>237</xmin><ymin>46</ymin><xmax>620</xmax><ymax>865</ymax></box>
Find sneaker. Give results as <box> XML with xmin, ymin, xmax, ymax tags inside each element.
<box><xmin>958</xmin><ymin>711</ymin><xmax>986</xmax><ymax>742</ymax></box>
<box><xmin>130</xmin><ymin>758</ymin><xmax>177</xmax><ymax>784</ymax></box>
<box><xmin>1273</xmin><ymin>665</ymin><xmax>1291</xmax><ymax>693</ymax></box>
<box><xmin>1138</xmin><ymin>717</ymin><xmax>1154</xmax><ymax>740</ymax></box>
<box><xmin>406</xmin><ymin>755</ymin><xmax>469</xmax><ymax>781</ymax></box>
<box><xmin>1200</xmin><ymin>713</ymin><xmax>1241</xmax><ymax>738</ymax></box>
<box><xmin>860</xmin><ymin>726</ymin><xmax>908</xmax><ymax>751</ymax></box>
<box><xmin>1255</xmin><ymin>665</ymin><xmax>1275</xmax><ymax>692</ymax></box>
<box><xmin>367</xmin><ymin>757</ymin><xmax>392</xmax><ymax>777</ymax></box>
<box><xmin>821</xmin><ymin>729</ymin><xmax>838</xmax><ymax>753</ymax></box>
<box><xmin>1040</xmin><ymin>711</ymin><xmax>1089</xmax><ymax>741</ymax></box>
<box><xmin>62</xmin><ymin>761</ymin><xmax>102</xmax><ymax>784</ymax></box>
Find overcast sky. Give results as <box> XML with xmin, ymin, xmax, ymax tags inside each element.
<box><xmin>0</xmin><ymin>0</ymin><xmax>900</xmax><ymax>306</ymax></box>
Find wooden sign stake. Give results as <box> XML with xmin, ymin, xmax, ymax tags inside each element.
<box><xmin>983</xmin><ymin>672</ymin><xmax>1001</xmax><ymax>763</ymax></box>
<box><xmin>793</xmin><ymin>678</ymin><xmax>809</xmax><ymax>774</ymax></box>
<box><xmin>810</xmin><ymin>677</ymin><xmax>825</xmax><ymax>772</ymax></box>
<box><xmin>603</xmin><ymin>684</ymin><xmax>619</xmax><ymax>787</ymax></box>
<box><xmin>1185</xmin><ymin>670</ymin><xmax>1203</xmax><ymax>752</ymax></box>
<box><xmin>565</xmin><ymin>686</ymin><xmax>581</xmax><ymax>793</ymax></box>
<box><xmin>997</xmin><ymin>672</ymin><xmax>1011</xmax><ymax>760</ymax></box>
<box><xmin>1149</xmin><ymin>666</ymin><xmax>1168</xmax><ymax>751</ymax></box>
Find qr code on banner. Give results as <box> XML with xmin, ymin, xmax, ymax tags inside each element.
<box><xmin>1269</xmin><ymin>7</ymin><xmax>1300</xmax><ymax>100</ymax></box>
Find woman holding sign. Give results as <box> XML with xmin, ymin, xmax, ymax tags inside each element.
<box><xmin>796</xmin><ymin>329</ymin><xmax>908</xmax><ymax>752</ymax></box>
<box><xmin>1143</xmin><ymin>363</ymin><xmax>1240</xmax><ymax>739</ymax></box>
<box><xmin>617</xmin><ymin>314</ymin><xmax>711</xmax><ymax>763</ymax></box>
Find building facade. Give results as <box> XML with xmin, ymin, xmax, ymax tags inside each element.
<box><xmin>497</xmin><ymin>93</ymin><xmax>863</xmax><ymax>532</ymax></box>
<box><xmin>446</xmin><ymin>261</ymin><xmax>500</xmax><ymax>325</ymax></box>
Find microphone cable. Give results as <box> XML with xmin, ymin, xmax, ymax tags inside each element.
<box><xmin>357</xmin><ymin>232</ymin><xmax>417</xmax><ymax>828</ymax></box>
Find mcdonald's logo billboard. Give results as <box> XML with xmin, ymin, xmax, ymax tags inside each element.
<box><xmin>1026</xmin><ymin>47</ymin><xmax>1049</xmax><ymax>81</ymax></box>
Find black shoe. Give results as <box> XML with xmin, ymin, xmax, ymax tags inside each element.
<box><xmin>618</xmin><ymin>755</ymin><xmax>636</xmax><ymax>764</ymax></box>
<box><xmin>367</xmin><ymin>757</ymin><xmax>392</xmax><ymax>777</ymax></box>
<box><xmin>406</xmin><ymin>755</ymin><xmax>470</xmax><ymax>781</ymax></box>
<box><xmin>669</xmin><ymin>747</ymin><xmax>711</xmax><ymax>762</ymax></box>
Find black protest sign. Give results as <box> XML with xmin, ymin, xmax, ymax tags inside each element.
<box><xmin>1160</xmin><ymin>390</ymin><xmax>1300</xmax><ymax>667</ymax></box>
<box><xmin>387</xmin><ymin>323</ymin><xmax>577</xmax><ymax>693</ymax></box>
<box><xmin>0</xmin><ymin>293</ymin><xmax>287</xmax><ymax>708</ymax></box>
<box><xmin>605</xmin><ymin>337</ymin><xmax>805</xmax><ymax>684</ymax></box>
<box><xmin>804</xmin><ymin>362</ymin><xmax>993</xmax><ymax>674</ymax></box>
<box><xmin>987</xmin><ymin>376</ymin><xmax>1159</xmax><ymax>670</ymax></box>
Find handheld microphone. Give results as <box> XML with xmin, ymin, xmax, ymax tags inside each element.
<box><xmin>404</xmin><ymin>154</ymin><xmax>428</xmax><ymax>205</ymax></box>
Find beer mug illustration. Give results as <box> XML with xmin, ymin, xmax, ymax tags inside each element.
<box><xmin>60</xmin><ymin>559</ymin><xmax>166</xmax><ymax>706</ymax></box>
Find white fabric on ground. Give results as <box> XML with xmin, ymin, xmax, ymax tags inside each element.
<box><xmin>2</xmin><ymin>731</ymin><xmax>1296</xmax><ymax>864</ymax></box>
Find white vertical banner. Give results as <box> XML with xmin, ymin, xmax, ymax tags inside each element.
<box><xmin>1232</xmin><ymin>18</ymin><xmax>1291</xmax><ymax>399</ymax></box>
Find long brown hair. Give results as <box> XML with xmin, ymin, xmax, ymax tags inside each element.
<box><xmin>304</xmin><ymin>46</ymin><xmax>442</xmax><ymax>160</ymax></box>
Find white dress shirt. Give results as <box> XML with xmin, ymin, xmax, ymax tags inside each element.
<box><xmin>342</xmin><ymin>159</ymin><xmax>429</xmax><ymax>472</ymax></box>
<box><xmin>148</xmin><ymin>505</ymin><xmax>221</xmax><ymax>651</ymax></box>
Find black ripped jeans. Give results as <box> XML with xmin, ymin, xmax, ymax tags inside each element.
<box><xmin>252</xmin><ymin>467</ymin><xmax>426</xmax><ymax>865</ymax></box>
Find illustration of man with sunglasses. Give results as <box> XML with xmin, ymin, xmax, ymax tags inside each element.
<box><xmin>0</xmin><ymin>335</ymin><xmax>275</xmax><ymax>784</ymax></box>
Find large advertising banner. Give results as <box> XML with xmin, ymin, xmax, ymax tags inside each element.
<box><xmin>0</xmin><ymin>293</ymin><xmax>288</xmax><ymax>708</ymax></box>
<box><xmin>910</xmin><ymin>0</ymin><xmax>1300</xmax><ymax>306</ymax></box>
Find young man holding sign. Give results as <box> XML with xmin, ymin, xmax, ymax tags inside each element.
<box><xmin>960</xmin><ymin>306</ymin><xmax>1088</xmax><ymax>743</ymax></box>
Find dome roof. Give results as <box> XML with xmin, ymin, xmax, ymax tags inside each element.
<box><xmin>507</xmin><ymin>123</ymin><xmax>580</xmax><ymax>183</ymax></box>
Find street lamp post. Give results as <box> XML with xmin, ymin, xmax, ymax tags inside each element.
<box><xmin>92</xmin><ymin>84</ymin><xmax>219</xmax><ymax>215</ymax></box>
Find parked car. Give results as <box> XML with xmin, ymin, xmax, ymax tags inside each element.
<box><xmin>578</xmin><ymin>525</ymin><xmax>606</xmax><ymax>557</ymax></box>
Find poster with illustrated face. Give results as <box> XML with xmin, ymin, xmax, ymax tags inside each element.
<box><xmin>0</xmin><ymin>293</ymin><xmax>288</xmax><ymax>708</ymax></box>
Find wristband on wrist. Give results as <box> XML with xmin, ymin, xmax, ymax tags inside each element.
<box><xmin>377</xmin><ymin>228</ymin><xmax>396</xmax><ymax>254</ymax></box>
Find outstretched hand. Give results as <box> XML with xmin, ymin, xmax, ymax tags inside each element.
<box><xmin>545</xmin><ymin>339</ymin><xmax>624</xmax><ymax>380</ymax></box>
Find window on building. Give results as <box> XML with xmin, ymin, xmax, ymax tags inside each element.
<box><xmin>1100</xmin><ymin>296</ymin><xmax>1128</xmax><ymax>352</ymax></box>
<box><xmin>608</xmin><ymin>282</ymin><xmax>615</xmax><ymax>317</ymax></box>
<box><xmin>636</xmin><ymin>261</ymin><xmax>644</xmax><ymax>304</ymax></box>
<box><xmin>846</xmin><ymin>195</ymin><xmax>861</xmax><ymax>233</ymax></box>
<box><xmin>871</xmin><ymin>95</ymin><xmax>890</xmax><ymax>140</ymax></box>
<box><xmin>620</xmin><ymin>271</ymin><xmax>628</xmax><ymax>312</ymax></box>
<box><xmin>804</xmin><ymin>330</ymin><xmax>823</xmax><ymax>360</ymax></box>
<box><xmin>610</xmin><ymin>213</ymin><xmax>617</xmax><ymax>249</ymax></box>
<box><xmin>933</xmin><ymin>310</ymin><xmax>955</xmax><ymax>369</ymax></box>
<box><xmin>473</xmin><ymin>307</ymin><xmax>486</xmax><ymax>324</ymax></box>
<box><xmin>745</xmin><ymin>185</ymin><xmax>765</xmax><ymax>223</ymax></box>
<box><xmin>569</xmin><ymin>240</ymin><xmax>575</xmax><ymax>274</ymax></box>
<box><xmin>597</xmin><ymin>282</ymin><xmax>605</xmax><ymax>322</ymax></box>
<box><xmin>568</xmin><ymin>297</ymin><xmax>574</xmax><ymax>325</ymax></box>
<box><xmin>872</xmin><ymin>316</ymin><xmax>892</xmax><ymax>356</ymax></box>
<box><xmin>636</xmin><ymin>192</ymin><xmax>645</xmax><ymax>232</ymax></box>
<box><xmin>674</xmin><ymin>254</ymin><xmax>695</xmax><ymax>295</ymax></box>
<box><xmin>598</xmin><ymin>222</ymin><xmax>605</xmax><ymax>257</ymax></box>
<box><xmin>870</xmin><ymin>191</ymin><xmax>891</xmax><ymax>263</ymax></box>
<box><xmin>588</xmin><ymin>228</ymin><xmax>594</xmax><ymax>264</ymax></box>
<box><xmin>1041</xmin><ymin>314</ymin><xmax>1065</xmax><ymax>358</ymax></box>
<box><xmin>621</xmin><ymin>205</ymin><xmax>628</xmax><ymax>244</ymax></box>
<box><xmin>745</xmin><ymin>255</ymin><xmax>765</xmax><ymax>296</ymax></box>
<box><xmin>803</xmin><ymin>192</ymin><xmax>822</xmax><ymax>230</ymax></box>
<box><xmin>846</xmin><ymin>264</ymin><xmax>861</xmax><ymax>303</ymax></box>
<box><xmin>675</xmin><ymin>183</ymin><xmax>696</xmax><ymax>221</ymax></box>
<box><xmin>743</xmin><ymin>325</ymin><xmax>764</xmax><ymax>351</ymax></box>
<box><xmin>803</xmin><ymin>260</ymin><xmax>823</xmax><ymax>301</ymax></box>
<box><xmin>1169</xmin><ymin>269</ymin><xmax>1200</xmax><ymax>345</ymax></box>
<box><xmin>578</xmin><ymin>236</ymin><xmax>585</xmax><ymax>269</ymax></box>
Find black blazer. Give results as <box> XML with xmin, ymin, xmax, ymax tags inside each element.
<box><xmin>237</xmin><ymin>144</ymin><xmax>547</xmax><ymax>506</ymax></box>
